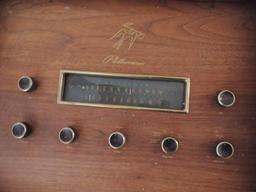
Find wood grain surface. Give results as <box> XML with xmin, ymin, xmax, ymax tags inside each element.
<box><xmin>0</xmin><ymin>0</ymin><xmax>256</xmax><ymax>192</ymax></box>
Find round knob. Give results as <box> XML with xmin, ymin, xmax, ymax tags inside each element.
<box><xmin>217</xmin><ymin>90</ymin><xmax>236</xmax><ymax>107</ymax></box>
<box><xmin>18</xmin><ymin>76</ymin><xmax>35</xmax><ymax>92</ymax></box>
<box><xmin>11</xmin><ymin>122</ymin><xmax>29</xmax><ymax>139</ymax></box>
<box><xmin>59</xmin><ymin>127</ymin><xmax>76</xmax><ymax>144</ymax></box>
<box><xmin>108</xmin><ymin>132</ymin><xmax>126</xmax><ymax>149</ymax></box>
<box><xmin>216</xmin><ymin>141</ymin><xmax>234</xmax><ymax>159</ymax></box>
<box><xmin>161</xmin><ymin>137</ymin><xmax>179</xmax><ymax>154</ymax></box>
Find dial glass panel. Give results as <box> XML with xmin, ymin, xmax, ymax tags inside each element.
<box><xmin>58</xmin><ymin>71</ymin><xmax>190</xmax><ymax>112</ymax></box>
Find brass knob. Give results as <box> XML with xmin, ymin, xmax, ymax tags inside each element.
<box><xmin>216</xmin><ymin>141</ymin><xmax>234</xmax><ymax>159</ymax></box>
<box><xmin>161</xmin><ymin>137</ymin><xmax>179</xmax><ymax>154</ymax></box>
<box><xmin>59</xmin><ymin>127</ymin><xmax>76</xmax><ymax>144</ymax></box>
<box><xmin>108</xmin><ymin>132</ymin><xmax>126</xmax><ymax>149</ymax></box>
<box><xmin>11</xmin><ymin>122</ymin><xmax>30</xmax><ymax>139</ymax></box>
<box><xmin>217</xmin><ymin>90</ymin><xmax>236</xmax><ymax>107</ymax></box>
<box><xmin>18</xmin><ymin>76</ymin><xmax>35</xmax><ymax>92</ymax></box>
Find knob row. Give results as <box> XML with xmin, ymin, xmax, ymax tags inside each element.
<box><xmin>11</xmin><ymin>122</ymin><xmax>234</xmax><ymax>159</ymax></box>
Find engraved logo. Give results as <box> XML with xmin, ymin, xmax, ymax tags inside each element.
<box><xmin>111</xmin><ymin>22</ymin><xmax>145</xmax><ymax>50</ymax></box>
